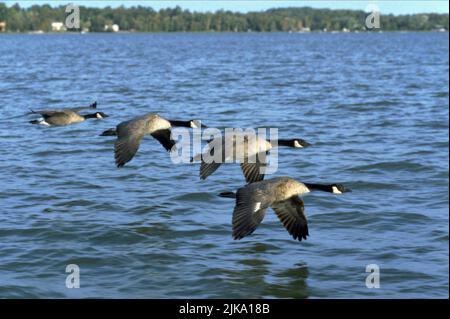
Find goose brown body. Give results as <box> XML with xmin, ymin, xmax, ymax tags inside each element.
<box><xmin>29</xmin><ymin>109</ymin><xmax>106</xmax><ymax>126</ymax></box>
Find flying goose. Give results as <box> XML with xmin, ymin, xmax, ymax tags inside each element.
<box><xmin>219</xmin><ymin>176</ymin><xmax>350</xmax><ymax>241</ymax></box>
<box><xmin>27</xmin><ymin>101</ymin><xmax>97</xmax><ymax>115</ymax></box>
<box><xmin>29</xmin><ymin>108</ymin><xmax>108</xmax><ymax>126</ymax></box>
<box><xmin>193</xmin><ymin>133</ymin><xmax>310</xmax><ymax>183</ymax></box>
<box><xmin>100</xmin><ymin>119</ymin><xmax>206</xmax><ymax>136</ymax></box>
<box><xmin>109</xmin><ymin>114</ymin><xmax>205</xmax><ymax>167</ymax></box>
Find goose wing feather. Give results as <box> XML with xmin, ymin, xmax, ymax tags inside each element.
<box><xmin>67</xmin><ymin>106</ymin><xmax>94</xmax><ymax>113</ymax></box>
<box><xmin>232</xmin><ymin>183</ymin><xmax>274</xmax><ymax>239</ymax></box>
<box><xmin>199</xmin><ymin>136</ymin><xmax>225</xmax><ymax>180</ymax></box>
<box><xmin>30</xmin><ymin>109</ymin><xmax>67</xmax><ymax>117</ymax></box>
<box><xmin>151</xmin><ymin>129</ymin><xmax>176</xmax><ymax>152</ymax></box>
<box><xmin>114</xmin><ymin>118</ymin><xmax>147</xmax><ymax>167</ymax></box>
<box><xmin>240</xmin><ymin>152</ymin><xmax>268</xmax><ymax>184</ymax></box>
<box><xmin>271</xmin><ymin>196</ymin><xmax>309</xmax><ymax>241</ymax></box>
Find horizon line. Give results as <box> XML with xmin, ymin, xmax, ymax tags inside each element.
<box><xmin>3</xmin><ymin>1</ymin><xmax>449</xmax><ymax>15</ymax></box>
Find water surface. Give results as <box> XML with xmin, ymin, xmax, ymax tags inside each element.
<box><xmin>0</xmin><ymin>32</ymin><xmax>448</xmax><ymax>298</ymax></box>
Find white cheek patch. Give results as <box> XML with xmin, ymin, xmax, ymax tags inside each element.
<box><xmin>332</xmin><ymin>186</ymin><xmax>343</xmax><ymax>194</ymax></box>
<box><xmin>254</xmin><ymin>202</ymin><xmax>261</xmax><ymax>212</ymax></box>
<box><xmin>190</xmin><ymin>121</ymin><xmax>199</xmax><ymax>129</ymax></box>
<box><xmin>294</xmin><ymin>140</ymin><xmax>303</xmax><ymax>148</ymax></box>
<box><xmin>96</xmin><ymin>113</ymin><xmax>103</xmax><ymax>119</ymax></box>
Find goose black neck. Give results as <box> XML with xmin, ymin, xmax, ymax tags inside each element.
<box><xmin>304</xmin><ymin>183</ymin><xmax>332</xmax><ymax>193</ymax></box>
<box><xmin>169</xmin><ymin>120</ymin><xmax>191</xmax><ymax>128</ymax></box>
<box><xmin>272</xmin><ymin>139</ymin><xmax>292</xmax><ymax>147</ymax></box>
<box><xmin>83</xmin><ymin>113</ymin><xmax>98</xmax><ymax>119</ymax></box>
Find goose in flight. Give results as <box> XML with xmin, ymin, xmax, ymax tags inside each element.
<box><xmin>27</xmin><ymin>101</ymin><xmax>97</xmax><ymax>115</ymax></box>
<box><xmin>100</xmin><ymin>119</ymin><xmax>206</xmax><ymax>136</ymax></box>
<box><xmin>29</xmin><ymin>107</ymin><xmax>107</xmax><ymax>126</ymax></box>
<box><xmin>109</xmin><ymin>114</ymin><xmax>205</xmax><ymax>167</ymax></box>
<box><xmin>193</xmin><ymin>133</ymin><xmax>310</xmax><ymax>183</ymax></box>
<box><xmin>219</xmin><ymin>176</ymin><xmax>350</xmax><ymax>241</ymax></box>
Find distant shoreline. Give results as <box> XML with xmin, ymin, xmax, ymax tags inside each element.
<box><xmin>0</xmin><ymin>30</ymin><xmax>448</xmax><ymax>35</ymax></box>
<box><xmin>1</xmin><ymin>5</ymin><xmax>447</xmax><ymax>33</ymax></box>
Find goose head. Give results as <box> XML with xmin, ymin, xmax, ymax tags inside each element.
<box><xmin>330</xmin><ymin>184</ymin><xmax>351</xmax><ymax>194</ymax></box>
<box><xmin>86</xmin><ymin>112</ymin><xmax>109</xmax><ymax>119</ymax></box>
<box><xmin>189</xmin><ymin>119</ymin><xmax>208</xmax><ymax>129</ymax></box>
<box><xmin>276</xmin><ymin>138</ymin><xmax>311</xmax><ymax>148</ymax></box>
<box><xmin>169</xmin><ymin>119</ymin><xmax>207</xmax><ymax>128</ymax></box>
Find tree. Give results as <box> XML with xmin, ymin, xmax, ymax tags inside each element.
<box><xmin>0</xmin><ymin>3</ymin><xmax>447</xmax><ymax>33</ymax></box>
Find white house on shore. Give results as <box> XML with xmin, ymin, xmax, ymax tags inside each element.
<box><xmin>51</xmin><ymin>22</ymin><xmax>65</xmax><ymax>32</ymax></box>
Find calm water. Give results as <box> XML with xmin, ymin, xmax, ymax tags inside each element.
<box><xmin>0</xmin><ymin>32</ymin><xmax>448</xmax><ymax>298</ymax></box>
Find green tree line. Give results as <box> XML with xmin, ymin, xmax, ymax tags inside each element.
<box><xmin>0</xmin><ymin>3</ymin><xmax>448</xmax><ymax>32</ymax></box>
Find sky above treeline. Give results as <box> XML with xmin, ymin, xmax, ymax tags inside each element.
<box><xmin>4</xmin><ymin>1</ymin><xmax>450</xmax><ymax>15</ymax></box>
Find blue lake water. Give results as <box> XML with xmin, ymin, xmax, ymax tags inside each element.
<box><xmin>0</xmin><ymin>32</ymin><xmax>448</xmax><ymax>298</ymax></box>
